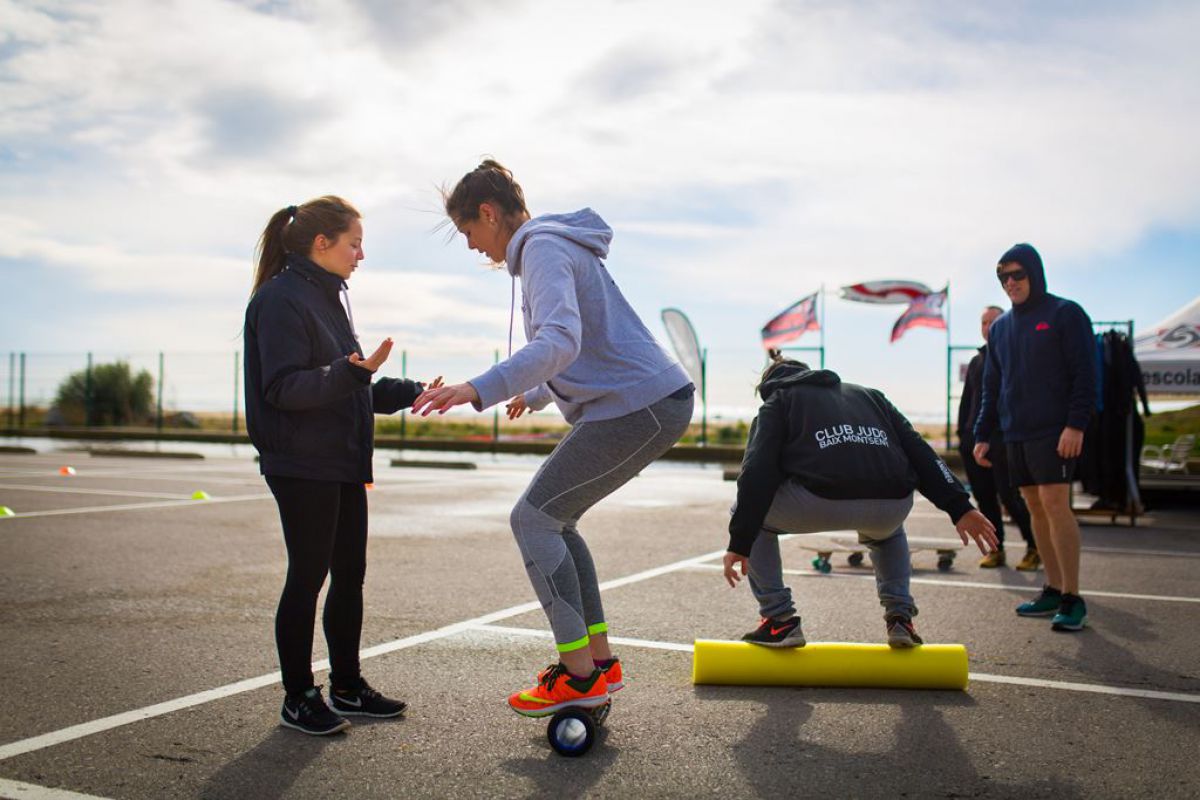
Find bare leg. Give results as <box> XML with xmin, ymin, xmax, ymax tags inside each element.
<box><xmin>561</xmin><ymin>647</ymin><xmax>597</xmax><ymax>677</ymax></box>
<box><xmin>1021</xmin><ymin>486</ymin><xmax>1064</xmax><ymax>590</ymax></box>
<box><xmin>1038</xmin><ymin>483</ymin><xmax>1081</xmax><ymax>595</ymax></box>
<box><xmin>588</xmin><ymin>633</ymin><xmax>612</xmax><ymax>663</ymax></box>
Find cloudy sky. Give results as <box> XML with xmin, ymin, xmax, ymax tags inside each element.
<box><xmin>2</xmin><ymin>0</ymin><xmax>1198</xmax><ymax>421</ymax></box>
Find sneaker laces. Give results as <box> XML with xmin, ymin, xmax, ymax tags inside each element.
<box><xmin>345</xmin><ymin>679</ymin><xmax>383</xmax><ymax>702</ymax></box>
<box><xmin>297</xmin><ymin>685</ymin><xmax>330</xmax><ymax>715</ymax></box>
<box><xmin>537</xmin><ymin>663</ymin><xmax>567</xmax><ymax>692</ymax></box>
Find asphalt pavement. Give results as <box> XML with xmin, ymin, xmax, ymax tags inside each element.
<box><xmin>1</xmin><ymin>449</ymin><xmax>1197</xmax><ymax>799</ymax></box>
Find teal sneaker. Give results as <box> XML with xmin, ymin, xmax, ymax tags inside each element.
<box><xmin>1051</xmin><ymin>594</ymin><xmax>1088</xmax><ymax>632</ymax></box>
<box><xmin>1016</xmin><ymin>586</ymin><xmax>1062</xmax><ymax>617</ymax></box>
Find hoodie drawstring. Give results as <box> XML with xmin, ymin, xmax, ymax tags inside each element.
<box><xmin>340</xmin><ymin>284</ymin><xmax>358</xmax><ymax>340</ymax></box>
<box><xmin>508</xmin><ymin>274</ymin><xmax>516</xmax><ymax>358</ymax></box>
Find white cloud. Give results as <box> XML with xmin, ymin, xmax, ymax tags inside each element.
<box><xmin>2</xmin><ymin>0</ymin><xmax>1198</xmax><ymax>415</ymax></box>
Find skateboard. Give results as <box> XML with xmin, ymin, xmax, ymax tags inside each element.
<box><xmin>799</xmin><ymin>535</ymin><xmax>963</xmax><ymax>574</ymax></box>
<box><xmin>542</xmin><ymin>700</ymin><xmax>611</xmax><ymax>757</ymax></box>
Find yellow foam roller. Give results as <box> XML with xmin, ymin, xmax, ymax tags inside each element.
<box><xmin>692</xmin><ymin>640</ymin><xmax>968</xmax><ymax>690</ymax></box>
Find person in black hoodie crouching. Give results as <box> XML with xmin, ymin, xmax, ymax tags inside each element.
<box><xmin>723</xmin><ymin>352</ymin><xmax>998</xmax><ymax>648</ymax></box>
<box><xmin>245</xmin><ymin>197</ymin><xmax>440</xmax><ymax>736</ymax></box>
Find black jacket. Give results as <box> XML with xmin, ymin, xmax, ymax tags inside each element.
<box><xmin>244</xmin><ymin>255</ymin><xmax>421</xmax><ymax>483</ymax></box>
<box><xmin>729</xmin><ymin>364</ymin><xmax>973</xmax><ymax>556</ymax></box>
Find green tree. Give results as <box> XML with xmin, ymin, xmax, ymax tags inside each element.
<box><xmin>54</xmin><ymin>361</ymin><xmax>155</xmax><ymax>426</ymax></box>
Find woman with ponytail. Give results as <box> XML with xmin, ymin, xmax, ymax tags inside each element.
<box><xmin>244</xmin><ymin>196</ymin><xmax>439</xmax><ymax>735</ymax></box>
<box><xmin>412</xmin><ymin>160</ymin><xmax>694</xmax><ymax>717</ymax></box>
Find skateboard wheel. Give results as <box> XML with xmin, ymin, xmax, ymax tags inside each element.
<box><xmin>591</xmin><ymin>700</ymin><xmax>611</xmax><ymax>726</ymax></box>
<box><xmin>937</xmin><ymin>556</ymin><xmax>953</xmax><ymax>572</ymax></box>
<box><xmin>547</xmin><ymin>708</ymin><xmax>596</xmax><ymax>757</ymax></box>
<box><xmin>847</xmin><ymin>552</ymin><xmax>865</xmax><ymax>567</ymax></box>
<box><xmin>810</xmin><ymin>556</ymin><xmax>832</xmax><ymax>574</ymax></box>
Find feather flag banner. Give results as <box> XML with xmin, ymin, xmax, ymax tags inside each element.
<box><xmin>661</xmin><ymin>308</ymin><xmax>704</xmax><ymax>387</ymax></box>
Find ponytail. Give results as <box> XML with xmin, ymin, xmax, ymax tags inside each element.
<box><xmin>251</xmin><ymin>196</ymin><xmax>361</xmax><ymax>294</ymax></box>
<box><xmin>253</xmin><ymin>207</ymin><xmax>294</xmax><ymax>293</ymax></box>
<box><xmin>756</xmin><ymin>350</ymin><xmax>809</xmax><ymax>397</ymax></box>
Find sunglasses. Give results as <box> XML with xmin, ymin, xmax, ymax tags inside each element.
<box><xmin>997</xmin><ymin>268</ymin><xmax>1028</xmax><ymax>285</ymax></box>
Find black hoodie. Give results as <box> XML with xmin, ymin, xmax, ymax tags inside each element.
<box><xmin>728</xmin><ymin>364</ymin><xmax>973</xmax><ymax>556</ymax></box>
<box><xmin>973</xmin><ymin>243</ymin><xmax>1097</xmax><ymax>443</ymax></box>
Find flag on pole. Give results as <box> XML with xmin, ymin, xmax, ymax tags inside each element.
<box><xmin>890</xmin><ymin>287</ymin><xmax>948</xmax><ymax>343</ymax></box>
<box><xmin>761</xmin><ymin>292</ymin><xmax>820</xmax><ymax>349</ymax></box>
<box><xmin>661</xmin><ymin>308</ymin><xmax>704</xmax><ymax>387</ymax></box>
<box><xmin>840</xmin><ymin>280</ymin><xmax>934</xmax><ymax>305</ymax></box>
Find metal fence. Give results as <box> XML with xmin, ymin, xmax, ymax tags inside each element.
<box><xmin>2</xmin><ymin>351</ymin><xmax>244</xmax><ymax>432</ymax></box>
<box><xmin>1</xmin><ymin>349</ymin><xmax>547</xmax><ymax>440</ymax></box>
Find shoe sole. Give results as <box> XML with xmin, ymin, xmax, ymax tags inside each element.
<box><xmin>888</xmin><ymin>639</ymin><xmax>922</xmax><ymax>648</ymax></box>
<box><xmin>1051</xmin><ymin>617</ymin><xmax>1088</xmax><ymax>632</ymax></box>
<box><xmin>279</xmin><ymin>717</ymin><xmax>351</xmax><ymax>736</ymax></box>
<box><xmin>330</xmin><ymin>703</ymin><xmax>407</xmax><ymax>718</ymax></box>
<box><xmin>508</xmin><ymin>695</ymin><xmax>610</xmax><ymax>718</ymax></box>
<box><xmin>1016</xmin><ymin>608</ymin><xmax>1058</xmax><ymax>617</ymax></box>
<box><xmin>744</xmin><ymin>636</ymin><xmax>807</xmax><ymax>648</ymax></box>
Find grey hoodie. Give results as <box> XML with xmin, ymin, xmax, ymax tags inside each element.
<box><xmin>468</xmin><ymin>209</ymin><xmax>690</xmax><ymax>424</ymax></box>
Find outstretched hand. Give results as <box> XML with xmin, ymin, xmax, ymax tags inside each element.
<box><xmin>722</xmin><ymin>551</ymin><xmax>748</xmax><ymax>588</ymax></box>
<box><xmin>410</xmin><ymin>382</ymin><xmax>480</xmax><ymax>416</ymax></box>
<box><xmin>349</xmin><ymin>338</ymin><xmax>393</xmax><ymax>373</ymax></box>
<box><xmin>505</xmin><ymin>395</ymin><xmax>530</xmax><ymax>420</ymax></box>
<box><xmin>955</xmin><ymin>509</ymin><xmax>999</xmax><ymax>554</ymax></box>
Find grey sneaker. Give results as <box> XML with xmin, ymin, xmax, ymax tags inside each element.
<box><xmin>886</xmin><ymin>616</ymin><xmax>924</xmax><ymax>649</ymax></box>
<box><xmin>741</xmin><ymin>616</ymin><xmax>806</xmax><ymax>648</ymax></box>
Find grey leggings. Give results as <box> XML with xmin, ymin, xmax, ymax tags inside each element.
<box><xmin>746</xmin><ymin>481</ymin><xmax>916</xmax><ymax>621</ymax></box>
<box><xmin>512</xmin><ymin>390</ymin><xmax>694</xmax><ymax>653</ymax></box>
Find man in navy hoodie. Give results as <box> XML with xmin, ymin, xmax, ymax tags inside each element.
<box><xmin>973</xmin><ymin>243</ymin><xmax>1097</xmax><ymax>632</ymax></box>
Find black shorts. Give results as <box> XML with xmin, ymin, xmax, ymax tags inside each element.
<box><xmin>1006</xmin><ymin>434</ymin><xmax>1076</xmax><ymax>487</ymax></box>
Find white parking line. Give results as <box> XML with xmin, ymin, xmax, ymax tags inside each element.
<box><xmin>0</xmin><ymin>777</ymin><xmax>113</xmax><ymax>800</ymax></box>
<box><xmin>0</xmin><ymin>493</ymin><xmax>271</xmax><ymax>521</ymax></box>
<box><xmin>472</xmin><ymin>624</ymin><xmax>1200</xmax><ymax>705</ymax></box>
<box><xmin>687</xmin><ymin>563</ymin><xmax>1200</xmax><ymax>604</ymax></box>
<box><xmin>1079</xmin><ymin>545</ymin><xmax>1200</xmax><ymax>559</ymax></box>
<box><xmin>0</xmin><ymin>545</ymin><xmax>731</xmax><ymax>761</ymax></box>
<box><xmin>0</xmin><ymin>483</ymin><xmax>192</xmax><ymax>501</ymax></box>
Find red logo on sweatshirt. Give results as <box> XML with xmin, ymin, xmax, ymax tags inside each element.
<box><xmin>1036</xmin><ymin>322</ymin><xmax>1051</xmax><ymax>331</ymax></box>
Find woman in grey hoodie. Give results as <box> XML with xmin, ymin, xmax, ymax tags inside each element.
<box><xmin>412</xmin><ymin>160</ymin><xmax>693</xmax><ymax>716</ymax></box>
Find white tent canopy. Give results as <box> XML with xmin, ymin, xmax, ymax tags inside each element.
<box><xmin>1134</xmin><ymin>296</ymin><xmax>1200</xmax><ymax>395</ymax></box>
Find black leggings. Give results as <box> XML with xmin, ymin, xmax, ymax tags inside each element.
<box><xmin>266</xmin><ymin>476</ymin><xmax>368</xmax><ymax>695</ymax></box>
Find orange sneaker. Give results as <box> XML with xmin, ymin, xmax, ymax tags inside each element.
<box><xmin>507</xmin><ymin>663</ymin><xmax>609</xmax><ymax>717</ymax></box>
<box><xmin>598</xmin><ymin>657</ymin><xmax>624</xmax><ymax>692</ymax></box>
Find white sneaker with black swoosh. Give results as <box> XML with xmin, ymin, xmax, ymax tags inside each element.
<box><xmin>330</xmin><ymin>678</ymin><xmax>407</xmax><ymax>718</ymax></box>
<box><xmin>280</xmin><ymin>686</ymin><xmax>350</xmax><ymax>736</ymax></box>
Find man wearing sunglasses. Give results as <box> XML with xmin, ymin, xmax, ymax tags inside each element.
<box><xmin>971</xmin><ymin>243</ymin><xmax>1097</xmax><ymax>632</ymax></box>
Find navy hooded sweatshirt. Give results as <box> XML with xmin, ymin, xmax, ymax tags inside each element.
<box><xmin>243</xmin><ymin>254</ymin><xmax>423</xmax><ymax>484</ymax></box>
<box><xmin>729</xmin><ymin>363</ymin><xmax>973</xmax><ymax>556</ymax></box>
<box><xmin>973</xmin><ymin>244</ymin><xmax>1097</xmax><ymax>444</ymax></box>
